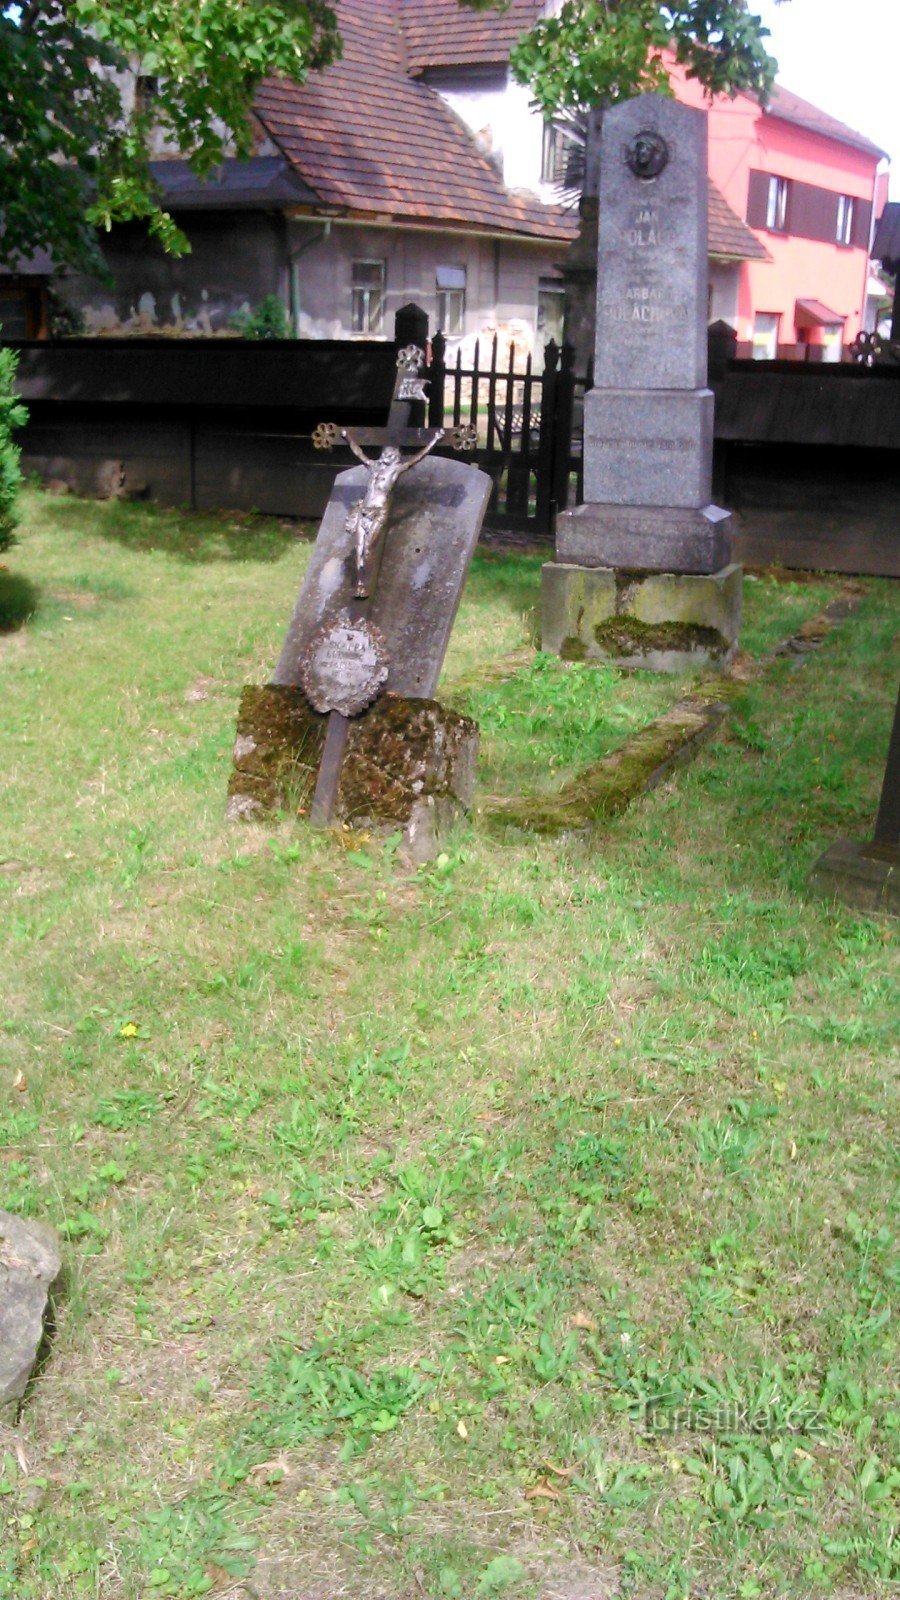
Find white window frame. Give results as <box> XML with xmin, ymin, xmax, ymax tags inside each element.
<box><xmin>765</xmin><ymin>176</ymin><xmax>789</xmax><ymax>232</ymax></box>
<box><xmin>351</xmin><ymin>259</ymin><xmax>386</xmax><ymax>335</ymax></box>
<box><xmin>752</xmin><ymin>312</ymin><xmax>780</xmax><ymax>361</ymax></box>
<box><xmin>836</xmin><ymin>194</ymin><xmax>855</xmax><ymax>247</ymax></box>
<box><xmin>537</xmin><ymin>278</ymin><xmax>566</xmax><ymax>345</ymax></box>
<box><xmin>436</xmin><ymin>265</ymin><xmax>466</xmax><ymax>337</ymax></box>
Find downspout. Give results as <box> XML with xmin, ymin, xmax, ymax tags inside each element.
<box><xmin>288</xmin><ymin>220</ymin><xmax>332</xmax><ymax>338</ymax></box>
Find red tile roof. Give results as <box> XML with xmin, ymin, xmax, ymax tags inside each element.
<box><xmin>766</xmin><ymin>86</ymin><xmax>887</xmax><ymax>161</ymax></box>
<box><xmin>400</xmin><ymin>0</ymin><xmax>543</xmax><ymax>73</ymax></box>
<box><xmin>254</xmin><ymin>0</ymin><xmax>573</xmax><ymax>241</ymax></box>
<box><xmin>708</xmin><ymin>179</ymin><xmax>769</xmax><ymax>262</ymax></box>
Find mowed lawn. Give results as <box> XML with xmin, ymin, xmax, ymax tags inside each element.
<box><xmin>0</xmin><ymin>489</ymin><xmax>897</xmax><ymax>1600</ymax></box>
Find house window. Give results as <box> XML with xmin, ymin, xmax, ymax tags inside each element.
<box><xmin>436</xmin><ymin>266</ymin><xmax>466</xmax><ymax>336</ymax></box>
<box><xmin>541</xmin><ymin>121</ymin><xmax>573</xmax><ymax>185</ymax></box>
<box><xmin>351</xmin><ymin>260</ymin><xmax>385</xmax><ymax>334</ymax></box>
<box><xmin>836</xmin><ymin>194</ymin><xmax>855</xmax><ymax>246</ymax></box>
<box><xmin>537</xmin><ymin>278</ymin><xmax>566</xmax><ymax>346</ymax></box>
<box><xmin>752</xmin><ymin>312</ymin><xmax>780</xmax><ymax>360</ymax></box>
<box><xmin>765</xmin><ymin>176</ymin><xmax>789</xmax><ymax>232</ymax></box>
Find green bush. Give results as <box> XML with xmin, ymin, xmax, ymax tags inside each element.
<box><xmin>0</xmin><ymin>341</ymin><xmax>28</xmax><ymax>554</ymax></box>
<box><xmin>229</xmin><ymin>294</ymin><xmax>291</xmax><ymax>340</ymax></box>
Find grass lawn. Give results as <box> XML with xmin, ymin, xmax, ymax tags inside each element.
<box><xmin>0</xmin><ymin>490</ymin><xmax>897</xmax><ymax>1600</ymax></box>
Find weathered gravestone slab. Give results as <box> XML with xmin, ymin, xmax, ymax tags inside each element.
<box><xmin>545</xmin><ymin>95</ymin><xmax>741</xmax><ymax>668</ymax></box>
<box><xmin>272</xmin><ymin>456</ymin><xmax>491</xmax><ymax>699</ymax></box>
<box><xmin>228</xmin><ymin>346</ymin><xmax>492</xmax><ymax>859</ymax></box>
<box><xmin>1</xmin><ymin>1211</ymin><xmax>61</xmax><ymax>1422</ymax></box>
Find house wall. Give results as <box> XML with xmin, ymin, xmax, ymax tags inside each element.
<box><xmin>674</xmin><ymin>65</ymin><xmax>882</xmax><ymax>348</ymax></box>
<box><xmin>426</xmin><ymin>65</ymin><xmax>559</xmax><ymax>204</ymax></box>
<box><xmin>57</xmin><ymin>213</ymin><xmax>289</xmax><ymax>335</ymax></box>
<box><xmin>287</xmin><ymin>220</ymin><xmax>563</xmax><ymax>357</ymax></box>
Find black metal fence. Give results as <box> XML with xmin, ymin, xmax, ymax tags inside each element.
<box><xmin>425</xmin><ymin>331</ymin><xmax>585</xmax><ymax>537</ymax></box>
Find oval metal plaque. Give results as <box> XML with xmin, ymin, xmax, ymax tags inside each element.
<box><xmin>299</xmin><ymin>613</ymin><xmax>390</xmax><ymax>716</ymax></box>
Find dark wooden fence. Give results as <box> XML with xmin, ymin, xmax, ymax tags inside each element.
<box><xmin>11</xmin><ymin>310</ymin><xmax>900</xmax><ymax>547</ymax></box>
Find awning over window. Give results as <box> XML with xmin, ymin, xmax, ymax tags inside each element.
<box><xmin>795</xmin><ymin>298</ymin><xmax>846</xmax><ymax>328</ymax></box>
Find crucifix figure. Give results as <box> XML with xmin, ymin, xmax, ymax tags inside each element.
<box><xmin>304</xmin><ymin>346</ymin><xmax>475</xmax><ymax>824</ymax></box>
<box><xmin>345</xmin><ymin>436</ymin><xmax>443</xmax><ymax>598</ymax></box>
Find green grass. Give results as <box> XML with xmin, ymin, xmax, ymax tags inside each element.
<box><xmin>0</xmin><ymin>490</ymin><xmax>897</xmax><ymax>1600</ymax></box>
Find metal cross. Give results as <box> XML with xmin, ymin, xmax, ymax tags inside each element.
<box><xmin>304</xmin><ymin>346</ymin><xmax>475</xmax><ymax>826</ymax></box>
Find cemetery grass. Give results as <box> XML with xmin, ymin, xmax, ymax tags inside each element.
<box><xmin>0</xmin><ymin>490</ymin><xmax>897</xmax><ymax>1600</ymax></box>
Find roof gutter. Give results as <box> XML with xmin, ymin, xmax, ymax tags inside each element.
<box><xmin>283</xmin><ymin>209</ymin><xmax>570</xmax><ymax>247</ymax></box>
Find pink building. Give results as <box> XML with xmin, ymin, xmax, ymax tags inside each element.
<box><xmin>674</xmin><ymin>65</ymin><xmax>888</xmax><ymax>359</ymax></box>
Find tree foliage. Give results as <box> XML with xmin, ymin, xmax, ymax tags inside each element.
<box><xmin>511</xmin><ymin>1</ymin><xmax>778</xmax><ymax>115</ymax></box>
<box><xmin>0</xmin><ymin>342</ymin><xmax>27</xmax><ymax>552</ymax></box>
<box><xmin>0</xmin><ymin>0</ymin><xmax>342</xmax><ymax>270</ymax></box>
<box><xmin>0</xmin><ymin>0</ymin><xmax>781</xmax><ymax>273</ymax></box>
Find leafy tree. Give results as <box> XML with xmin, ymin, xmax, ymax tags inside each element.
<box><xmin>511</xmin><ymin>1</ymin><xmax>780</xmax><ymax>115</ymax></box>
<box><xmin>0</xmin><ymin>0</ymin><xmax>782</xmax><ymax>275</ymax></box>
<box><xmin>0</xmin><ymin>341</ymin><xmax>27</xmax><ymax>552</ymax></box>
<box><xmin>0</xmin><ymin>0</ymin><xmax>342</xmax><ymax>270</ymax></box>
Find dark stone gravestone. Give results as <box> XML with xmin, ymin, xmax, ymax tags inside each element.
<box><xmin>809</xmin><ymin>682</ymin><xmax>899</xmax><ymax>916</ymax></box>
<box><xmin>544</xmin><ymin>95</ymin><xmax>742</xmax><ymax>670</ymax></box>
<box><xmin>228</xmin><ymin>342</ymin><xmax>492</xmax><ymax>861</ymax></box>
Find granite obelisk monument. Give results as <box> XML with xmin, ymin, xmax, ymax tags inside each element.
<box><xmin>543</xmin><ymin>95</ymin><xmax>742</xmax><ymax>669</ymax></box>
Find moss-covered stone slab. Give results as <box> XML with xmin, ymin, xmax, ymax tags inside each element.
<box><xmin>227</xmin><ymin>686</ymin><xmax>478</xmax><ymax>863</ymax></box>
<box><xmin>541</xmin><ymin>561</ymin><xmax>742</xmax><ymax>671</ymax></box>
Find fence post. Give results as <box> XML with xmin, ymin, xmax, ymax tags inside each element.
<box><xmin>394</xmin><ymin>303</ymin><xmax>428</xmax><ymax>426</ymax></box>
<box><xmin>428</xmin><ymin>331</ymin><xmax>446</xmax><ymax>428</ymax></box>
<box><xmin>535</xmin><ymin>339</ymin><xmax>558</xmax><ymax>532</ymax></box>
<box><xmin>551</xmin><ymin>341</ymin><xmax>577</xmax><ymax>518</ymax></box>
<box><xmin>394</xmin><ymin>302</ymin><xmax>428</xmax><ymax>351</ymax></box>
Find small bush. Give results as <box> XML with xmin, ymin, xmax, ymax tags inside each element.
<box><xmin>0</xmin><ymin>341</ymin><xmax>28</xmax><ymax>553</ymax></box>
<box><xmin>230</xmin><ymin>294</ymin><xmax>290</xmax><ymax>341</ymax></box>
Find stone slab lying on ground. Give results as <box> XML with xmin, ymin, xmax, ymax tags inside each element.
<box><xmin>228</xmin><ymin>685</ymin><xmax>479</xmax><ymax>864</ymax></box>
<box><xmin>0</xmin><ymin>1211</ymin><xmax>61</xmax><ymax>1422</ymax></box>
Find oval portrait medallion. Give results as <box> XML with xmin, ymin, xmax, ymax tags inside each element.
<box><xmin>625</xmin><ymin>129</ymin><xmax>670</xmax><ymax>181</ymax></box>
<box><xmin>299</xmin><ymin>612</ymin><xmax>390</xmax><ymax>717</ymax></box>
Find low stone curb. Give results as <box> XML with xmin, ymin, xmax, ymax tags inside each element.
<box><xmin>480</xmin><ymin>586</ymin><xmax>862</xmax><ymax>840</ymax></box>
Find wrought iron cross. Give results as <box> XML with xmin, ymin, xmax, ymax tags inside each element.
<box><xmin>303</xmin><ymin>346</ymin><xmax>475</xmax><ymax>826</ymax></box>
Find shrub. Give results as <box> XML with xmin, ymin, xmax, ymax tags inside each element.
<box><xmin>0</xmin><ymin>341</ymin><xmax>28</xmax><ymax>553</ymax></box>
<box><xmin>230</xmin><ymin>294</ymin><xmax>291</xmax><ymax>340</ymax></box>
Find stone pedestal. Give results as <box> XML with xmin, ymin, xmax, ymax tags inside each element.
<box><xmin>541</xmin><ymin>562</ymin><xmax>742</xmax><ymax>672</ymax></box>
<box><xmin>546</xmin><ymin>95</ymin><xmax>742</xmax><ymax>667</ymax></box>
<box><xmin>227</xmin><ymin>686</ymin><xmax>478</xmax><ymax>865</ymax></box>
<box><xmin>808</xmin><ymin>839</ymin><xmax>898</xmax><ymax>917</ymax></box>
<box><xmin>556</xmin><ymin>501</ymin><xmax>731</xmax><ymax>576</ymax></box>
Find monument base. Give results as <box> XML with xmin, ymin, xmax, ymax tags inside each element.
<box><xmin>227</xmin><ymin>686</ymin><xmax>479</xmax><ymax>865</ymax></box>
<box><xmin>808</xmin><ymin>838</ymin><xmax>899</xmax><ymax>917</ymax></box>
<box><xmin>555</xmin><ymin>502</ymin><xmax>731</xmax><ymax>575</ymax></box>
<box><xmin>541</xmin><ymin>562</ymin><xmax>743</xmax><ymax>672</ymax></box>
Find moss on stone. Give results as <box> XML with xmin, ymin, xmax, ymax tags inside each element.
<box><xmin>559</xmin><ymin>635</ymin><xmax>587</xmax><ymax>661</ymax></box>
<box><xmin>592</xmin><ymin>617</ymin><xmax>726</xmax><ymax>657</ymax></box>
<box><xmin>483</xmin><ymin>701</ymin><xmax>726</xmax><ymax>837</ymax></box>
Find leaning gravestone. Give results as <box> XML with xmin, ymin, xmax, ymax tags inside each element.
<box><xmin>228</xmin><ymin>344</ymin><xmax>492</xmax><ymax>861</ymax></box>
<box><xmin>543</xmin><ymin>95</ymin><xmax>742</xmax><ymax>669</ymax></box>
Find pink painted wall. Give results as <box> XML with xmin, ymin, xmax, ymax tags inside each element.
<box><xmin>670</xmin><ymin>64</ymin><xmax>882</xmax><ymax>350</ymax></box>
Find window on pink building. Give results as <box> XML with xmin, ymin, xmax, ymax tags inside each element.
<box><xmin>836</xmin><ymin>195</ymin><xmax>855</xmax><ymax>246</ymax></box>
<box><xmin>766</xmin><ymin>176</ymin><xmax>789</xmax><ymax>233</ymax></box>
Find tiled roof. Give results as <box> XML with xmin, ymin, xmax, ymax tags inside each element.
<box><xmin>708</xmin><ymin>180</ymin><xmax>769</xmax><ymax>261</ymax></box>
<box><xmin>254</xmin><ymin>0</ymin><xmax>574</xmax><ymax>241</ymax></box>
<box><xmin>400</xmin><ymin>0</ymin><xmax>543</xmax><ymax>73</ymax></box>
<box><xmin>766</xmin><ymin>86</ymin><xmax>887</xmax><ymax>160</ymax></box>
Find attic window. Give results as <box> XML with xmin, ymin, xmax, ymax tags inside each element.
<box><xmin>135</xmin><ymin>74</ymin><xmax>160</xmax><ymax>114</ymax></box>
<box><xmin>436</xmin><ymin>266</ymin><xmax>466</xmax><ymax>336</ymax></box>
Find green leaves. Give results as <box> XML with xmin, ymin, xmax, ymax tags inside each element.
<box><xmin>0</xmin><ymin>0</ymin><xmax>341</xmax><ymax>270</ymax></box>
<box><xmin>510</xmin><ymin>0</ymin><xmax>778</xmax><ymax>114</ymax></box>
